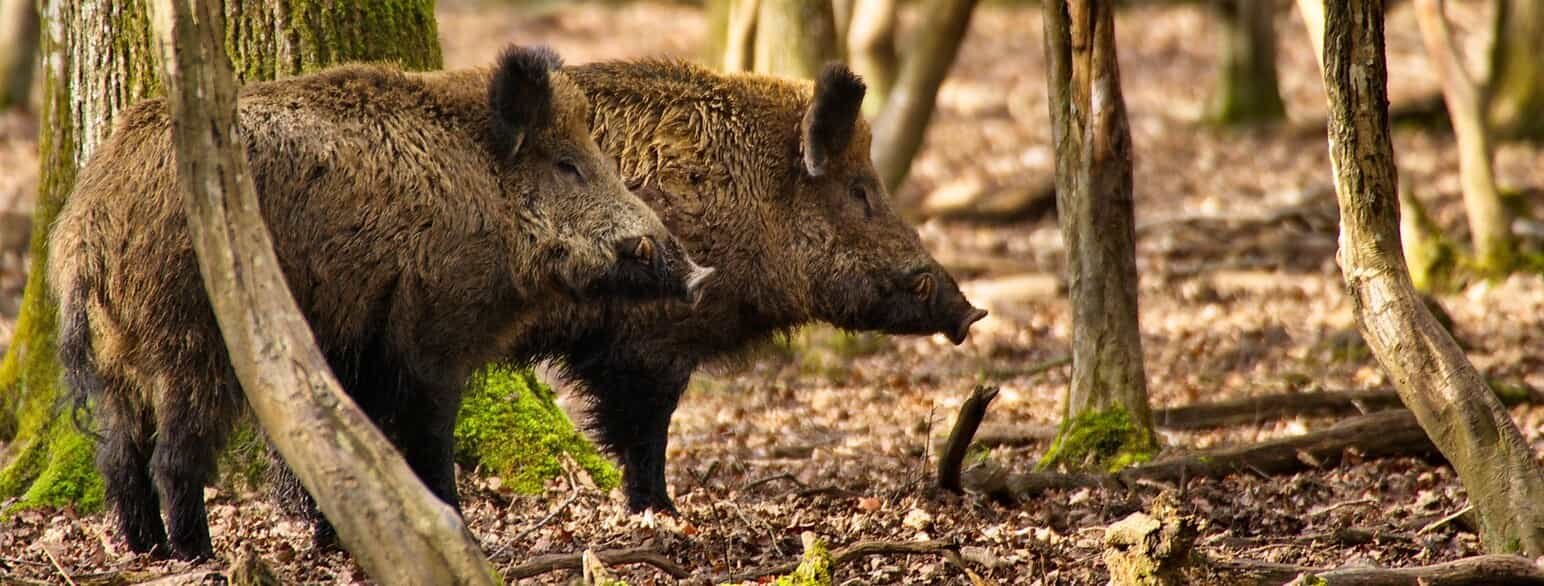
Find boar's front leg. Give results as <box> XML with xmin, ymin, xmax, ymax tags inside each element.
<box><xmin>394</xmin><ymin>383</ymin><xmax>463</xmax><ymax>512</ymax></box>
<box><xmin>570</xmin><ymin>352</ymin><xmax>693</xmax><ymax>513</ymax></box>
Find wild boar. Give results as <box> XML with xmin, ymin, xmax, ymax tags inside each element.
<box><xmin>519</xmin><ymin>61</ymin><xmax>988</xmax><ymax>512</ymax></box>
<box><xmin>49</xmin><ymin>46</ymin><xmax>705</xmax><ymax>560</ymax></box>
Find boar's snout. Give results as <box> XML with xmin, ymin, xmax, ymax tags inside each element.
<box><xmin>911</xmin><ymin>270</ymin><xmax>987</xmax><ymax>345</ymax></box>
<box><xmin>607</xmin><ymin>235</ymin><xmax>713</xmax><ymax>302</ymax></box>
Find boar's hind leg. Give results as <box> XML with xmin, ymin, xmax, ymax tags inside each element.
<box><xmin>97</xmin><ymin>391</ymin><xmax>168</xmax><ymax>555</ymax></box>
<box><xmin>149</xmin><ymin>385</ymin><xmax>236</xmax><ymax>560</ymax></box>
<box><xmin>571</xmin><ymin>355</ymin><xmax>692</xmax><ymax>513</ymax></box>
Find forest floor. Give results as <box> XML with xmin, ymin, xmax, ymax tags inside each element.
<box><xmin>4</xmin><ymin>1</ymin><xmax>1544</xmax><ymax>584</ymax></box>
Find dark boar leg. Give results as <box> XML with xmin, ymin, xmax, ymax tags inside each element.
<box><xmin>97</xmin><ymin>392</ymin><xmax>168</xmax><ymax>555</ymax></box>
<box><xmin>572</xmin><ymin>354</ymin><xmax>692</xmax><ymax>513</ymax></box>
<box><xmin>150</xmin><ymin>388</ymin><xmax>233</xmax><ymax>560</ymax></box>
<box><xmin>395</xmin><ymin>384</ymin><xmax>463</xmax><ymax>512</ymax></box>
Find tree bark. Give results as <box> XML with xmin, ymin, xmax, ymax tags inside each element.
<box><xmin>0</xmin><ymin>0</ymin><xmax>38</xmax><ymax>110</ymax></box>
<box><xmin>1486</xmin><ymin>0</ymin><xmax>1544</xmax><ymax>139</ymax></box>
<box><xmin>752</xmin><ymin>0</ymin><xmax>836</xmax><ymax>79</ymax></box>
<box><xmin>1319</xmin><ymin>0</ymin><xmax>1544</xmax><ymax>556</ymax></box>
<box><xmin>847</xmin><ymin>0</ymin><xmax>897</xmax><ymax>115</ymax></box>
<box><xmin>0</xmin><ymin>0</ymin><xmax>439</xmax><ymax>511</ymax></box>
<box><xmin>723</xmin><ymin>0</ymin><xmax>759</xmax><ymax>73</ymax></box>
<box><xmin>871</xmin><ymin>0</ymin><xmax>979</xmax><ymax>193</ymax></box>
<box><xmin>1415</xmin><ymin>0</ymin><xmax>1514</xmax><ymax>274</ymax></box>
<box><xmin>1207</xmin><ymin>0</ymin><xmax>1287</xmax><ymax>125</ymax></box>
<box><xmin>1038</xmin><ymin>0</ymin><xmax>1156</xmax><ymax>471</ymax></box>
<box><xmin>146</xmin><ymin>1</ymin><xmax>497</xmax><ymax>581</ymax></box>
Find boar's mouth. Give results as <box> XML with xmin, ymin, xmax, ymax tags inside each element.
<box><xmin>588</xmin><ymin>236</ymin><xmax>711</xmax><ymax>303</ymax></box>
<box><xmin>948</xmin><ymin>307</ymin><xmax>989</xmax><ymax>345</ymax></box>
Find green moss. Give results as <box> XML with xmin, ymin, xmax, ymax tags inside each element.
<box><xmin>217</xmin><ymin>421</ymin><xmax>271</xmax><ymax>494</ymax></box>
<box><xmin>773</xmin><ymin>537</ymin><xmax>833</xmax><ymax>586</ymax></box>
<box><xmin>1037</xmin><ymin>408</ymin><xmax>1157</xmax><ymax>473</ymax></box>
<box><xmin>1407</xmin><ymin>231</ymin><xmax>1460</xmax><ymax>293</ymax></box>
<box><xmin>780</xmin><ymin>326</ymin><xmax>889</xmax><ymax>381</ymax></box>
<box><xmin>454</xmin><ymin>366</ymin><xmax>618</xmax><ymax>494</ymax></box>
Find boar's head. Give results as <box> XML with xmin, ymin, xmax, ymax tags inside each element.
<box><xmin>786</xmin><ymin>65</ymin><xmax>986</xmax><ymax>344</ymax></box>
<box><xmin>487</xmin><ymin>46</ymin><xmax>710</xmax><ymax>303</ymax></box>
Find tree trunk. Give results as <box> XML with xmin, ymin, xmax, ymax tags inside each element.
<box><xmin>1415</xmin><ymin>0</ymin><xmax>1514</xmax><ymax>274</ymax></box>
<box><xmin>1486</xmin><ymin>0</ymin><xmax>1544</xmax><ymax>139</ymax></box>
<box><xmin>847</xmin><ymin>0</ymin><xmax>897</xmax><ymax>115</ymax></box>
<box><xmin>1295</xmin><ymin>0</ymin><xmax>1325</xmax><ymax>70</ymax></box>
<box><xmin>1037</xmin><ymin>0</ymin><xmax>1156</xmax><ymax>472</ymax></box>
<box><xmin>0</xmin><ymin>0</ymin><xmax>439</xmax><ymax>511</ymax></box>
<box><xmin>148</xmin><ymin>1</ymin><xmax>497</xmax><ymax>581</ymax></box>
<box><xmin>0</xmin><ymin>0</ymin><xmax>38</xmax><ymax>110</ymax></box>
<box><xmin>723</xmin><ymin>0</ymin><xmax>759</xmax><ymax>73</ymax></box>
<box><xmin>1207</xmin><ymin>0</ymin><xmax>1287</xmax><ymax>125</ymax></box>
<box><xmin>871</xmin><ymin>0</ymin><xmax>979</xmax><ymax>194</ymax></box>
<box><xmin>752</xmin><ymin>0</ymin><xmax>837</xmax><ymax>79</ymax></box>
<box><xmin>1319</xmin><ymin>0</ymin><xmax>1544</xmax><ymax>556</ymax></box>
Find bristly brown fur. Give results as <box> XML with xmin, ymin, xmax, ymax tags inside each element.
<box><xmin>489</xmin><ymin>46</ymin><xmax>562</xmax><ymax>157</ymax></box>
<box><xmin>47</xmin><ymin>47</ymin><xmax>686</xmax><ymax>560</ymax></box>
<box><xmin>517</xmin><ymin>59</ymin><xmax>984</xmax><ymax>513</ymax></box>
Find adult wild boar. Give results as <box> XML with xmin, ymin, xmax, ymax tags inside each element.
<box><xmin>522</xmin><ymin>61</ymin><xmax>988</xmax><ymax>513</ymax></box>
<box><xmin>49</xmin><ymin>46</ymin><xmax>706</xmax><ymax>560</ymax></box>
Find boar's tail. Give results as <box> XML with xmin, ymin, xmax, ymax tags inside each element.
<box><xmin>57</xmin><ymin>278</ymin><xmax>105</xmax><ymax>438</ymax></box>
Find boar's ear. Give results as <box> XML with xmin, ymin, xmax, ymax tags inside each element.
<box><xmin>488</xmin><ymin>45</ymin><xmax>563</xmax><ymax>158</ymax></box>
<box><xmin>800</xmin><ymin>63</ymin><xmax>865</xmax><ymax>177</ymax></box>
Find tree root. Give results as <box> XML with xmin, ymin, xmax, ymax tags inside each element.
<box><xmin>504</xmin><ymin>547</ymin><xmax>693</xmax><ymax>581</ymax></box>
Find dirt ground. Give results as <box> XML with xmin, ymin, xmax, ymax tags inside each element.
<box><xmin>4</xmin><ymin>1</ymin><xmax>1544</xmax><ymax>584</ymax></box>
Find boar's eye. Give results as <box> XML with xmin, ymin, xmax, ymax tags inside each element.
<box><xmin>557</xmin><ymin>159</ymin><xmax>585</xmax><ymax>183</ymax></box>
<box><xmin>849</xmin><ymin>183</ymin><xmax>873</xmax><ymax>217</ymax></box>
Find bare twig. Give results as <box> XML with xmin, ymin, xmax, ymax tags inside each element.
<box><xmin>744</xmin><ymin>472</ymin><xmax>806</xmax><ymax>493</ymax></box>
<box><xmin>1419</xmin><ymin>504</ymin><xmax>1476</xmax><ymax>535</ymax></box>
<box><xmin>506</xmin><ymin>547</ymin><xmax>692</xmax><ymax>580</ymax></box>
<box><xmin>939</xmin><ymin>385</ymin><xmax>999</xmax><ymax>492</ymax></box>
<box><xmin>40</xmin><ymin>548</ymin><xmax>75</xmax><ymax>586</ymax></box>
<box><xmin>729</xmin><ymin>539</ymin><xmax>960</xmax><ymax>582</ymax></box>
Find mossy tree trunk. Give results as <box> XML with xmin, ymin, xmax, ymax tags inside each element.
<box><xmin>1038</xmin><ymin>0</ymin><xmax>1156</xmax><ymax>472</ymax></box>
<box><xmin>1206</xmin><ymin>0</ymin><xmax>1286</xmax><ymax>125</ymax></box>
<box><xmin>1415</xmin><ymin>0</ymin><xmax>1514</xmax><ymax>275</ymax></box>
<box><xmin>1318</xmin><ymin>0</ymin><xmax>1544</xmax><ymax>556</ymax></box>
<box><xmin>1486</xmin><ymin>0</ymin><xmax>1544</xmax><ymax>140</ymax></box>
<box><xmin>0</xmin><ymin>0</ymin><xmax>440</xmax><ymax>511</ymax></box>
<box><xmin>0</xmin><ymin>0</ymin><xmax>38</xmax><ymax>110</ymax></box>
<box><xmin>752</xmin><ymin>0</ymin><xmax>838</xmax><ymax>79</ymax></box>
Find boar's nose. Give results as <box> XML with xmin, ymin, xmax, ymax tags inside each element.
<box><xmin>949</xmin><ymin>307</ymin><xmax>989</xmax><ymax>345</ymax></box>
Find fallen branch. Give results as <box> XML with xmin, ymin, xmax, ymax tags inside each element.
<box><xmin>938</xmin><ymin>385</ymin><xmax>998</xmax><ymax>493</ymax></box>
<box><xmin>1122</xmin><ymin>409</ymin><xmax>1437</xmax><ymax>486</ymax></box>
<box><xmin>729</xmin><ymin>540</ymin><xmax>959</xmax><ymax>582</ymax></box>
<box><xmin>964</xmin><ymin>410</ymin><xmax>1438</xmax><ymax>499</ymax></box>
<box><xmin>1285</xmin><ymin>554</ymin><xmax>1544</xmax><ymax>585</ymax></box>
<box><xmin>1153</xmin><ymin>388</ymin><xmax>1404</xmax><ymax>430</ymax></box>
<box><xmin>505</xmin><ymin>547</ymin><xmax>692</xmax><ymax>580</ymax></box>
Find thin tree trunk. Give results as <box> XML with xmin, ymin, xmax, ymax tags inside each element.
<box><xmin>148</xmin><ymin>1</ymin><xmax>498</xmax><ymax>581</ymax></box>
<box><xmin>1296</xmin><ymin>0</ymin><xmax>1325</xmax><ymax>70</ymax></box>
<box><xmin>1207</xmin><ymin>0</ymin><xmax>1286</xmax><ymax>125</ymax></box>
<box><xmin>1486</xmin><ymin>0</ymin><xmax>1544</xmax><ymax>139</ymax></box>
<box><xmin>0</xmin><ymin>0</ymin><xmax>439</xmax><ymax>511</ymax></box>
<box><xmin>871</xmin><ymin>0</ymin><xmax>979</xmax><ymax>193</ymax></box>
<box><xmin>848</xmin><ymin>0</ymin><xmax>897</xmax><ymax>115</ymax></box>
<box><xmin>723</xmin><ymin>0</ymin><xmax>759</xmax><ymax>73</ymax></box>
<box><xmin>832</xmin><ymin>0</ymin><xmax>854</xmax><ymax>55</ymax></box>
<box><xmin>1415</xmin><ymin>0</ymin><xmax>1514</xmax><ymax>274</ymax></box>
<box><xmin>752</xmin><ymin>0</ymin><xmax>836</xmax><ymax>79</ymax></box>
<box><xmin>1038</xmin><ymin>0</ymin><xmax>1155</xmax><ymax>471</ymax></box>
<box><xmin>0</xmin><ymin>0</ymin><xmax>38</xmax><ymax>110</ymax></box>
<box><xmin>1319</xmin><ymin>0</ymin><xmax>1544</xmax><ymax>557</ymax></box>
